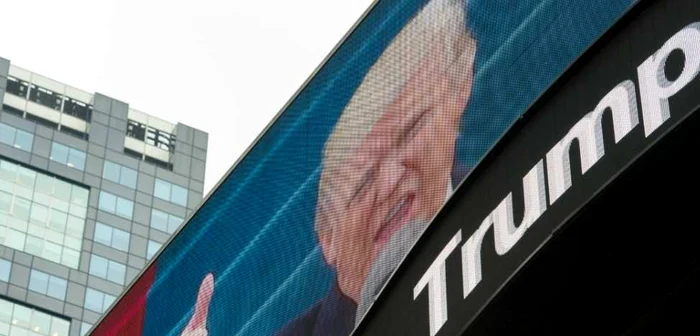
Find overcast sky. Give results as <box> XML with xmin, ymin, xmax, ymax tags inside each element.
<box><xmin>0</xmin><ymin>0</ymin><xmax>374</xmax><ymax>194</ymax></box>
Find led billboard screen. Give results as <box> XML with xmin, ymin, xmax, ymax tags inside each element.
<box><xmin>92</xmin><ymin>1</ymin><xmax>636</xmax><ymax>335</ymax></box>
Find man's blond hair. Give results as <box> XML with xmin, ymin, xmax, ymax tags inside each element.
<box><xmin>316</xmin><ymin>0</ymin><xmax>473</xmax><ymax>233</ymax></box>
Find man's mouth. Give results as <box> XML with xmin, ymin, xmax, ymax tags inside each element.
<box><xmin>375</xmin><ymin>194</ymin><xmax>415</xmax><ymax>248</ymax></box>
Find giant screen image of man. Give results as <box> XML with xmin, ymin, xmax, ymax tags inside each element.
<box><xmin>181</xmin><ymin>0</ymin><xmax>476</xmax><ymax>335</ymax></box>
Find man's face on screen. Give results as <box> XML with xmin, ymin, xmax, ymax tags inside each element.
<box><xmin>318</xmin><ymin>34</ymin><xmax>476</xmax><ymax>303</ymax></box>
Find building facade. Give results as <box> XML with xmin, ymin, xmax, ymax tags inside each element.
<box><xmin>0</xmin><ymin>57</ymin><xmax>208</xmax><ymax>336</ymax></box>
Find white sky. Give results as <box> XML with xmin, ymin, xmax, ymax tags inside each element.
<box><xmin>0</xmin><ymin>0</ymin><xmax>375</xmax><ymax>194</ymax></box>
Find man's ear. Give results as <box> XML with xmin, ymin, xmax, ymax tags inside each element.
<box><xmin>318</xmin><ymin>228</ymin><xmax>336</xmax><ymax>266</ymax></box>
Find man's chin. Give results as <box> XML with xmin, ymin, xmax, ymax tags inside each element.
<box><xmin>355</xmin><ymin>219</ymin><xmax>429</xmax><ymax>325</ymax></box>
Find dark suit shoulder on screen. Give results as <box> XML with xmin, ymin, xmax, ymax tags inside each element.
<box><xmin>276</xmin><ymin>284</ymin><xmax>357</xmax><ymax>336</ymax></box>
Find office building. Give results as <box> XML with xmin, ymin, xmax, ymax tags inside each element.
<box><xmin>0</xmin><ymin>57</ymin><xmax>208</xmax><ymax>336</ymax></box>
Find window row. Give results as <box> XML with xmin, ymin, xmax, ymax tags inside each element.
<box><xmin>126</xmin><ymin>119</ymin><xmax>176</xmax><ymax>152</ymax></box>
<box><xmin>94</xmin><ymin>222</ymin><xmax>130</xmax><ymax>252</ymax></box>
<box><xmin>89</xmin><ymin>254</ymin><xmax>127</xmax><ymax>285</ymax></box>
<box><xmin>98</xmin><ymin>191</ymin><xmax>134</xmax><ymax>220</ymax></box>
<box><xmin>6</xmin><ymin>76</ymin><xmax>93</xmax><ymax>122</ymax></box>
<box><xmin>150</xmin><ymin>209</ymin><xmax>183</xmax><ymax>234</ymax></box>
<box><xmin>84</xmin><ymin>288</ymin><xmax>116</xmax><ymax>314</ymax></box>
<box><xmin>0</xmin><ymin>297</ymin><xmax>70</xmax><ymax>336</ymax></box>
<box><xmin>28</xmin><ymin>269</ymin><xmax>67</xmax><ymax>301</ymax></box>
<box><xmin>0</xmin><ymin>122</ymin><xmax>33</xmax><ymax>152</ymax></box>
<box><xmin>102</xmin><ymin>161</ymin><xmax>138</xmax><ymax>189</ymax></box>
<box><xmin>154</xmin><ymin>179</ymin><xmax>187</xmax><ymax>207</ymax></box>
<box><xmin>50</xmin><ymin>142</ymin><xmax>86</xmax><ymax>171</ymax></box>
<box><xmin>0</xmin><ymin>159</ymin><xmax>87</xmax><ymax>269</ymax></box>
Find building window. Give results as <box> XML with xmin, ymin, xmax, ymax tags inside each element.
<box><xmin>150</xmin><ymin>209</ymin><xmax>183</xmax><ymax>234</ymax></box>
<box><xmin>0</xmin><ymin>158</ymin><xmax>88</xmax><ymax>269</ymax></box>
<box><xmin>146</xmin><ymin>240</ymin><xmax>162</xmax><ymax>260</ymax></box>
<box><xmin>146</xmin><ymin>126</ymin><xmax>176</xmax><ymax>152</ymax></box>
<box><xmin>98</xmin><ymin>191</ymin><xmax>134</xmax><ymax>220</ymax></box>
<box><xmin>93</xmin><ymin>222</ymin><xmax>130</xmax><ymax>252</ymax></box>
<box><xmin>28</xmin><ymin>84</ymin><xmax>63</xmax><ymax>111</ymax></box>
<box><xmin>0</xmin><ymin>123</ymin><xmax>33</xmax><ymax>152</ymax></box>
<box><xmin>5</xmin><ymin>76</ymin><xmax>30</xmax><ymax>99</ymax></box>
<box><xmin>89</xmin><ymin>254</ymin><xmax>126</xmax><ymax>285</ymax></box>
<box><xmin>126</xmin><ymin>120</ymin><xmax>147</xmax><ymax>141</ymax></box>
<box><xmin>102</xmin><ymin>161</ymin><xmax>138</xmax><ymax>189</ymax></box>
<box><xmin>28</xmin><ymin>269</ymin><xmax>68</xmax><ymax>300</ymax></box>
<box><xmin>49</xmin><ymin>143</ymin><xmax>86</xmax><ymax>171</ymax></box>
<box><xmin>84</xmin><ymin>288</ymin><xmax>116</xmax><ymax>314</ymax></box>
<box><xmin>62</xmin><ymin>97</ymin><xmax>92</xmax><ymax>122</ymax></box>
<box><xmin>153</xmin><ymin>179</ymin><xmax>188</xmax><ymax>207</ymax></box>
<box><xmin>81</xmin><ymin>322</ymin><xmax>93</xmax><ymax>336</ymax></box>
<box><xmin>0</xmin><ymin>297</ymin><xmax>71</xmax><ymax>336</ymax></box>
<box><xmin>0</xmin><ymin>259</ymin><xmax>10</xmax><ymax>283</ymax></box>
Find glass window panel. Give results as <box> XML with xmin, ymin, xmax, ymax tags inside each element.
<box><xmin>0</xmin><ymin>259</ymin><xmax>10</xmax><ymax>283</ymax></box>
<box><xmin>112</xmin><ymin>229</ymin><xmax>130</xmax><ymax>252</ymax></box>
<box><xmin>0</xmin><ymin>179</ymin><xmax>12</xmax><ymax>193</ymax></box>
<box><xmin>154</xmin><ymin>179</ymin><xmax>171</xmax><ymax>201</ymax></box>
<box><xmin>71</xmin><ymin>188</ymin><xmax>89</xmax><ymax>208</ymax></box>
<box><xmin>80</xmin><ymin>322</ymin><xmax>92</xmax><ymax>336</ymax></box>
<box><xmin>49</xmin><ymin>143</ymin><xmax>69</xmax><ymax>165</ymax></box>
<box><xmin>13</xmin><ymin>130</ymin><xmax>33</xmax><ymax>152</ymax></box>
<box><xmin>49</xmin><ymin>318</ymin><xmax>69</xmax><ymax>336</ymax></box>
<box><xmin>48</xmin><ymin>209</ymin><xmax>67</xmax><ymax>233</ymax></box>
<box><xmin>13</xmin><ymin>198</ymin><xmax>31</xmax><ymax>221</ymax></box>
<box><xmin>30</xmin><ymin>311</ymin><xmax>51</xmax><ymax>336</ymax></box>
<box><xmin>102</xmin><ymin>161</ymin><xmax>120</xmax><ymax>184</ymax></box>
<box><xmin>61</xmin><ymin>248</ymin><xmax>79</xmax><ymax>269</ymax></box>
<box><xmin>34</xmin><ymin>175</ymin><xmax>52</xmax><ymax>195</ymax></box>
<box><xmin>67</xmin><ymin>149</ymin><xmax>86</xmax><ymax>171</ymax></box>
<box><xmin>120</xmin><ymin>167</ymin><xmax>137</xmax><ymax>189</ymax></box>
<box><xmin>168</xmin><ymin>215</ymin><xmax>184</xmax><ymax>234</ymax></box>
<box><xmin>28</xmin><ymin>271</ymin><xmax>49</xmax><ymax>294</ymax></box>
<box><xmin>12</xmin><ymin>184</ymin><xmax>32</xmax><ymax>200</ymax></box>
<box><xmin>16</xmin><ymin>168</ymin><xmax>35</xmax><ymax>189</ymax></box>
<box><xmin>7</xmin><ymin>217</ymin><xmax>27</xmax><ymax>232</ymax></box>
<box><xmin>24</xmin><ymin>236</ymin><xmax>43</xmax><ymax>257</ymax></box>
<box><xmin>150</xmin><ymin>210</ymin><xmax>168</xmax><ymax>232</ymax></box>
<box><xmin>147</xmin><ymin>240</ymin><xmax>162</xmax><ymax>260</ymax></box>
<box><xmin>0</xmin><ymin>321</ymin><xmax>8</xmax><ymax>336</ymax></box>
<box><xmin>13</xmin><ymin>305</ymin><xmax>31</xmax><ymax>328</ymax></box>
<box><xmin>171</xmin><ymin>185</ymin><xmax>188</xmax><ymax>207</ymax></box>
<box><xmin>47</xmin><ymin>276</ymin><xmax>67</xmax><ymax>300</ymax></box>
<box><xmin>65</xmin><ymin>216</ymin><xmax>84</xmax><ymax>238</ymax></box>
<box><xmin>102</xmin><ymin>294</ymin><xmax>116</xmax><ymax>313</ymax></box>
<box><xmin>0</xmin><ymin>123</ymin><xmax>15</xmax><ymax>146</ymax></box>
<box><xmin>107</xmin><ymin>261</ymin><xmax>125</xmax><ymax>285</ymax></box>
<box><xmin>0</xmin><ymin>192</ymin><xmax>11</xmax><ymax>213</ymax></box>
<box><xmin>29</xmin><ymin>204</ymin><xmax>48</xmax><ymax>225</ymax></box>
<box><xmin>5</xmin><ymin>229</ymin><xmax>25</xmax><ymax>251</ymax></box>
<box><xmin>0</xmin><ymin>225</ymin><xmax>6</xmax><ymax>245</ymax></box>
<box><xmin>115</xmin><ymin>198</ymin><xmax>133</xmax><ymax>219</ymax></box>
<box><xmin>98</xmin><ymin>192</ymin><xmax>116</xmax><ymax>213</ymax></box>
<box><xmin>84</xmin><ymin>288</ymin><xmax>103</xmax><ymax>312</ymax></box>
<box><xmin>44</xmin><ymin>230</ymin><xmax>63</xmax><ymax>245</ymax></box>
<box><xmin>32</xmin><ymin>193</ymin><xmax>51</xmax><ymax>207</ymax></box>
<box><xmin>89</xmin><ymin>255</ymin><xmax>108</xmax><ymax>279</ymax></box>
<box><xmin>63</xmin><ymin>236</ymin><xmax>81</xmax><ymax>250</ymax></box>
<box><xmin>94</xmin><ymin>223</ymin><xmax>112</xmax><ymax>246</ymax></box>
<box><xmin>52</xmin><ymin>181</ymin><xmax>71</xmax><ymax>201</ymax></box>
<box><xmin>0</xmin><ymin>161</ymin><xmax>17</xmax><ymax>182</ymax></box>
<box><xmin>27</xmin><ymin>224</ymin><xmax>44</xmax><ymax>238</ymax></box>
<box><xmin>0</xmin><ymin>299</ymin><xmax>11</xmax><ymax>322</ymax></box>
<box><xmin>42</xmin><ymin>242</ymin><xmax>61</xmax><ymax>264</ymax></box>
<box><xmin>10</xmin><ymin>326</ymin><xmax>29</xmax><ymax>336</ymax></box>
<box><xmin>68</xmin><ymin>204</ymin><xmax>86</xmax><ymax>218</ymax></box>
